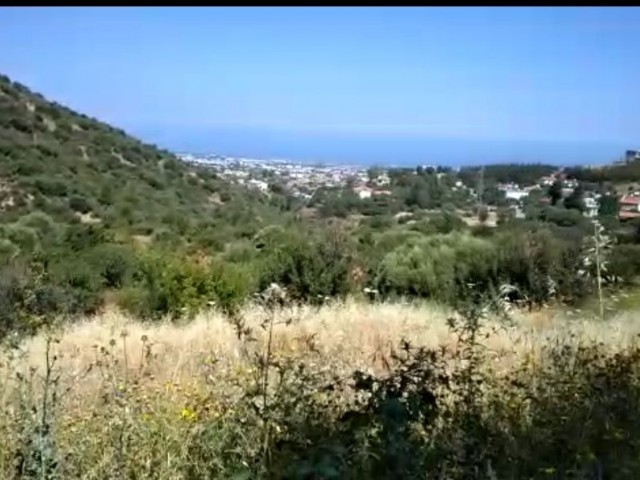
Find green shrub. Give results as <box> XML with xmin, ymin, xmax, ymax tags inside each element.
<box><xmin>223</xmin><ymin>239</ymin><xmax>258</xmax><ymax>264</ymax></box>
<box><xmin>0</xmin><ymin>239</ymin><xmax>18</xmax><ymax>265</ymax></box>
<box><xmin>542</xmin><ymin>206</ymin><xmax>586</xmax><ymax>228</ymax></box>
<box><xmin>610</xmin><ymin>244</ymin><xmax>640</xmax><ymax>283</ymax></box>
<box><xmin>68</xmin><ymin>195</ymin><xmax>92</xmax><ymax>213</ymax></box>
<box><xmin>118</xmin><ymin>253</ymin><xmax>214</xmax><ymax>320</ymax></box>
<box><xmin>495</xmin><ymin>228</ymin><xmax>585</xmax><ymax>306</ymax></box>
<box><xmin>5</xmin><ymin>225</ymin><xmax>39</xmax><ymax>253</ymax></box>
<box><xmin>63</xmin><ymin>223</ymin><xmax>112</xmax><ymax>252</ymax></box>
<box><xmin>252</xmin><ymin>225</ymin><xmax>288</xmax><ymax>250</ymax></box>
<box><xmin>361</xmin><ymin>214</ymin><xmax>393</xmax><ymax>230</ymax></box>
<box><xmin>410</xmin><ymin>211</ymin><xmax>466</xmax><ymax>235</ymax></box>
<box><xmin>257</xmin><ymin>228</ymin><xmax>353</xmax><ymax>303</ymax></box>
<box><xmin>85</xmin><ymin>244</ymin><xmax>138</xmax><ymax>289</ymax></box>
<box><xmin>0</xmin><ymin>264</ymin><xmax>29</xmax><ymax>340</ymax></box>
<box><xmin>209</xmin><ymin>261</ymin><xmax>254</xmax><ymax>315</ymax></box>
<box><xmin>33</xmin><ymin>177</ymin><xmax>68</xmax><ymax>197</ymax></box>
<box><xmin>51</xmin><ymin>259</ymin><xmax>103</xmax><ymax>314</ymax></box>
<box><xmin>376</xmin><ymin>233</ymin><xmax>498</xmax><ymax>303</ymax></box>
<box><xmin>16</xmin><ymin>211</ymin><xmax>59</xmax><ymax>244</ymax></box>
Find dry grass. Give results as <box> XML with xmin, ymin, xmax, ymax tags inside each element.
<box><xmin>6</xmin><ymin>299</ymin><xmax>640</xmax><ymax>392</ymax></box>
<box><xmin>3</xmin><ymin>300</ymin><xmax>640</xmax><ymax>478</ymax></box>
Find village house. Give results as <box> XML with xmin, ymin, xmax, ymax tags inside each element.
<box><xmin>563</xmin><ymin>179</ymin><xmax>579</xmax><ymax>189</ymax></box>
<box><xmin>505</xmin><ymin>188</ymin><xmax>529</xmax><ymax>202</ymax></box>
<box><xmin>498</xmin><ymin>183</ymin><xmax>529</xmax><ymax>202</ymax></box>
<box><xmin>353</xmin><ymin>185</ymin><xmax>393</xmax><ymax>199</ymax></box>
<box><xmin>539</xmin><ymin>175</ymin><xmax>555</xmax><ymax>187</ymax></box>
<box><xmin>618</xmin><ymin>194</ymin><xmax>640</xmax><ymax>221</ymax></box>
<box><xmin>354</xmin><ymin>185</ymin><xmax>373</xmax><ymax>199</ymax></box>
<box><xmin>625</xmin><ymin>150</ymin><xmax>640</xmax><ymax>164</ymax></box>
<box><xmin>372</xmin><ymin>173</ymin><xmax>391</xmax><ymax>187</ymax></box>
<box><xmin>247</xmin><ymin>178</ymin><xmax>269</xmax><ymax>193</ymax></box>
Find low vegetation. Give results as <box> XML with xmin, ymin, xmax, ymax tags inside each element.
<box><xmin>3</xmin><ymin>299</ymin><xmax>640</xmax><ymax>478</ymax></box>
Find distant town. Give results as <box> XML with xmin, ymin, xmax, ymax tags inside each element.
<box><xmin>177</xmin><ymin>150</ymin><xmax>640</xmax><ymax>223</ymax></box>
<box><xmin>177</xmin><ymin>152</ymin><xmax>377</xmax><ymax>201</ymax></box>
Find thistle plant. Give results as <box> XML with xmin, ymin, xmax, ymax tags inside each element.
<box><xmin>227</xmin><ymin>282</ymin><xmax>295</xmax><ymax>475</ymax></box>
<box><xmin>579</xmin><ymin>219</ymin><xmax>615</xmax><ymax>321</ymax></box>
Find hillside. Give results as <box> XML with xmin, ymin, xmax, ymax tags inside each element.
<box><xmin>0</xmin><ymin>73</ymin><xmax>299</xmax><ymax>329</ymax></box>
<box><xmin>0</xmin><ymin>73</ymin><xmax>275</xmax><ymax>247</ymax></box>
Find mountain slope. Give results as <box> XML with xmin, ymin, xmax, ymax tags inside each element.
<box><xmin>0</xmin><ymin>73</ymin><xmax>271</xmax><ymax>246</ymax></box>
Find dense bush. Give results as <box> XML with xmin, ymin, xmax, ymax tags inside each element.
<box><xmin>376</xmin><ymin>228</ymin><xmax>587</xmax><ymax>308</ymax></box>
<box><xmin>376</xmin><ymin>233</ymin><xmax>499</xmax><ymax>303</ymax></box>
<box><xmin>118</xmin><ymin>253</ymin><xmax>214</xmax><ymax>320</ymax></box>
<box><xmin>116</xmin><ymin>252</ymin><xmax>254</xmax><ymax>320</ymax></box>
<box><xmin>610</xmin><ymin>244</ymin><xmax>640</xmax><ymax>283</ymax></box>
<box><xmin>409</xmin><ymin>210</ymin><xmax>465</xmax><ymax>235</ymax></box>
<box><xmin>257</xmin><ymin>227</ymin><xmax>354</xmax><ymax>304</ymax></box>
<box><xmin>68</xmin><ymin>194</ymin><xmax>92</xmax><ymax>213</ymax></box>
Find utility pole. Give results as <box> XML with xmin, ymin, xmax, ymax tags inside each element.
<box><xmin>477</xmin><ymin>165</ymin><xmax>485</xmax><ymax>209</ymax></box>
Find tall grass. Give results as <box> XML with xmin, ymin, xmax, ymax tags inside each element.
<box><xmin>2</xmin><ymin>299</ymin><xmax>640</xmax><ymax>478</ymax></box>
<box><xmin>14</xmin><ymin>301</ymin><xmax>640</xmax><ymax>383</ymax></box>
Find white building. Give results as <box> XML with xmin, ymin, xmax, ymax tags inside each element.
<box><xmin>354</xmin><ymin>186</ymin><xmax>373</xmax><ymax>199</ymax></box>
<box><xmin>248</xmin><ymin>179</ymin><xmax>269</xmax><ymax>193</ymax></box>
<box><xmin>374</xmin><ymin>173</ymin><xmax>391</xmax><ymax>186</ymax></box>
<box><xmin>505</xmin><ymin>189</ymin><xmax>529</xmax><ymax>201</ymax></box>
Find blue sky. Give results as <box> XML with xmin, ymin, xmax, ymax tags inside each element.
<box><xmin>1</xmin><ymin>7</ymin><xmax>639</xmax><ymax>166</ymax></box>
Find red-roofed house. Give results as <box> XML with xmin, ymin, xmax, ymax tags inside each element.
<box><xmin>619</xmin><ymin>195</ymin><xmax>640</xmax><ymax>221</ymax></box>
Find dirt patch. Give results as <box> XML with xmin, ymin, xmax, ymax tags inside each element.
<box><xmin>461</xmin><ymin>211</ymin><xmax>498</xmax><ymax>228</ymax></box>
<box><xmin>71</xmin><ymin>123</ymin><xmax>83</xmax><ymax>132</ymax></box>
<box><xmin>75</xmin><ymin>211</ymin><xmax>101</xmax><ymax>224</ymax></box>
<box><xmin>208</xmin><ymin>192</ymin><xmax>224</xmax><ymax>205</ymax></box>
<box><xmin>0</xmin><ymin>179</ymin><xmax>18</xmax><ymax>211</ymax></box>
<box><xmin>132</xmin><ymin>234</ymin><xmax>153</xmax><ymax>246</ymax></box>
<box><xmin>78</xmin><ymin>145</ymin><xmax>90</xmax><ymax>161</ymax></box>
<box><xmin>111</xmin><ymin>148</ymin><xmax>134</xmax><ymax>167</ymax></box>
<box><xmin>394</xmin><ymin>211</ymin><xmax>413</xmax><ymax>221</ymax></box>
<box><xmin>0</xmin><ymin>195</ymin><xmax>15</xmax><ymax>210</ymax></box>
<box><xmin>297</xmin><ymin>207</ymin><xmax>318</xmax><ymax>219</ymax></box>
<box><xmin>42</xmin><ymin>115</ymin><xmax>57</xmax><ymax>132</ymax></box>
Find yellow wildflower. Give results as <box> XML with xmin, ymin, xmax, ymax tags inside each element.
<box><xmin>180</xmin><ymin>407</ymin><xmax>197</xmax><ymax>421</ymax></box>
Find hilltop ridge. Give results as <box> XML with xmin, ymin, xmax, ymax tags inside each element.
<box><xmin>0</xmin><ymin>73</ymin><xmax>266</xmax><ymax>245</ymax></box>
